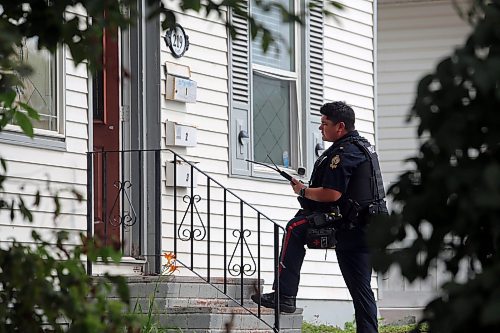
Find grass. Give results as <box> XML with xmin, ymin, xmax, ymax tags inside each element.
<box><xmin>302</xmin><ymin>321</ymin><xmax>429</xmax><ymax>333</ymax></box>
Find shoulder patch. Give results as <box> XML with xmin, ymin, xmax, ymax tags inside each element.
<box><xmin>330</xmin><ymin>155</ymin><xmax>341</xmax><ymax>169</ymax></box>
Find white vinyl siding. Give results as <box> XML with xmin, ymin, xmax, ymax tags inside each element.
<box><xmin>159</xmin><ymin>7</ymin><xmax>238</xmax><ymax>276</ymax></box>
<box><xmin>0</xmin><ymin>48</ymin><xmax>89</xmax><ymax>246</ymax></box>
<box><xmin>376</xmin><ymin>0</ymin><xmax>470</xmax><ymax>309</ymax></box>
<box><xmin>302</xmin><ymin>0</ymin><xmax>377</xmax><ymax>300</ymax></box>
<box><xmin>323</xmin><ymin>1</ymin><xmax>375</xmax><ymax>144</ymax></box>
<box><xmin>377</xmin><ymin>0</ymin><xmax>471</xmax><ymax>189</ymax></box>
<box><xmin>160</xmin><ymin>0</ymin><xmax>376</xmax><ymax>305</ymax></box>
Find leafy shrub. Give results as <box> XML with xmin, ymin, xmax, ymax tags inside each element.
<box><xmin>0</xmin><ymin>230</ymin><xmax>141</xmax><ymax>333</ymax></box>
<box><xmin>302</xmin><ymin>321</ymin><xmax>429</xmax><ymax>333</ymax></box>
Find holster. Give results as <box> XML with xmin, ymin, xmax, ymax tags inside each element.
<box><xmin>366</xmin><ymin>199</ymin><xmax>388</xmax><ymax>216</ymax></box>
<box><xmin>305</xmin><ymin>208</ymin><xmax>342</xmax><ymax>249</ymax></box>
<box><xmin>306</xmin><ymin>227</ymin><xmax>337</xmax><ymax>249</ymax></box>
<box><xmin>307</xmin><ymin>207</ymin><xmax>342</xmax><ymax>228</ymax></box>
<box><xmin>344</xmin><ymin>198</ymin><xmax>361</xmax><ymax>222</ymax></box>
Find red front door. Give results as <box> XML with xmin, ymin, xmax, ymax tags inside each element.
<box><xmin>93</xmin><ymin>26</ymin><xmax>121</xmax><ymax>249</ymax></box>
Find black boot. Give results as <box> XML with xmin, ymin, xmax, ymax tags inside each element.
<box><xmin>251</xmin><ymin>292</ymin><xmax>296</xmax><ymax>313</ymax></box>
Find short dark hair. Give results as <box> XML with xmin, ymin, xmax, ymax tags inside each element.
<box><xmin>319</xmin><ymin>101</ymin><xmax>355</xmax><ymax>131</ymax></box>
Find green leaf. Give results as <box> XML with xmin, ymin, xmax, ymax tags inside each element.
<box><xmin>10</xmin><ymin>199</ymin><xmax>15</xmax><ymax>221</ymax></box>
<box><xmin>110</xmin><ymin>247</ymin><xmax>123</xmax><ymax>263</ymax></box>
<box><xmin>107</xmin><ymin>275</ymin><xmax>130</xmax><ymax>303</ymax></box>
<box><xmin>18</xmin><ymin>102</ymin><xmax>40</xmax><ymax>121</ymax></box>
<box><xmin>54</xmin><ymin>193</ymin><xmax>61</xmax><ymax>216</ymax></box>
<box><xmin>261</xmin><ymin>29</ymin><xmax>273</xmax><ymax>53</ymax></box>
<box><xmin>249</xmin><ymin>19</ymin><xmax>258</xmax><ymax>40</ymax></box>
<box><xmin>34</xmin><ymin>191</ymin><xmax>41</xmax><ymax>206</ymax></box>
<box><xmin>480</xmin><ymin>294</ymin><xmax>500</xmax><ymax>325</ymax></box>
<box><xmin>86</xmin><ymin>241</ymin><xmax>98</xmax><ymax>262</ymax></box>
<box><xmin>182</xmin><ymin>0</ymin><xmax>202</xmax><ymax>12</ymax></box>
<box><xmin>0</xmin><ymin>91</ymin><xmax>17</xmax><ymax>107</ymax></box>
<box><xmin>31</xmin><ymin>230</ymin><xmax>42</xmax><ymax>242</ymax></box>
<box><xmin>71</xmin><ymin>189</ymin><xmax>84</xmax><ymax>202</ymax></box>
<box><xmin>56</xmin><ymin>231</ymin><xmax>69</xmax><ymax>244</ymax></box>
<box><xmin>18</xmin><ymin>197</ymin><xmax>33</xmax><ymax>222</ymax></box>
<box><xmin>13</xmin><ymin>111</ymin><xmax>34</xmax><ymax>138</ymax></box>
<box><xmin>161</xmin><ymin>9</ymin><xmax>176</xmax><ymax>30</ymax></box>
<box><xmin>0</xmin><ymin>157</ymin><xmax>7</xmax><ymax>172</ymax></box>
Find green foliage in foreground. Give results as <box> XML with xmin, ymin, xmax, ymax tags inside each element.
<box><xmin>368</xmin><ymin>1</ymin><xmax>500</xmax><ymax>332</ymax></box>
<box><xmin>303</xmin><ymin>322</ymin><xmax>429</xmax><ymax>333</ymax></box>
<box><xmin>0</xmin><ymin>230</ymin><xmax>141</xmax><ymax>333</ymax></box>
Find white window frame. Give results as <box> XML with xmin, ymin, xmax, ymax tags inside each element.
<box><xmin>249</xmin><ymin>0</ymin><xmax>304</xmax><ymax>178</ymax></box>
<box><xmin>228</xmin><ymin>0</ymin><xmax>323</xmax><ymax>179</ymax></box>
<box><xmin>4</xmin><ymin>44</ymin><xmax>66</xmax><ymax>139</ymax></box>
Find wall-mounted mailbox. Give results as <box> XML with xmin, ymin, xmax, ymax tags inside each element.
<box><xmin>166</xmin><ymin>75</ymin><xmax>197</xmax><ymax>103</ymax></box>
<box><xmin>165</xmin><ymin>161</ymin><xmax>198</xmax><ymax>188</ymax></box>
<box><xmin>164</xmin><ymin>62</ymin><xmax>197</xmax><ymax>103</ymax></box>
<box><xmin>165</xmin><ymin>121</ymin><xmax>197</xmax><ymax>147</ymax></box>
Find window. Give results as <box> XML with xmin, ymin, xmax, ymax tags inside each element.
<box><xmin>229</xmin><ymin>0</ymin><xmax>323</xmax><ymax>177</ymax></box>
<box><xmin>14</xmin><ymin>37</ymin><xmax>63</xmax><ymax>135</ymax></box>
<box><xmin>253</xmin><ymin>74</ymin><xmax>293</xmax><ymax>165</ymax></box>
<box><xmin>251</xmin><ymin>0</ymin><xmax>297</xmax><ymax>168</ymax></box>
<box><xmin>251</xmin><ymin>0</ymin><xmax>295</xmax><ymax>71</ymax></box>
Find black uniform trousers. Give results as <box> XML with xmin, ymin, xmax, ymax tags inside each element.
<box><xmin>276</xmin><ymin>213</ymin><xmax>378</xmax><ymax>333</ymax></box>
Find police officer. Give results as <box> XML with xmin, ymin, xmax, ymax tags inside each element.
<box><xmin>251</xmin><ymin>101</ymin><xmax>387</xmax><ymax>333</ymax></box>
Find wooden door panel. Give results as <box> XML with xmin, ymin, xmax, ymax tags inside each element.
<box><xmin>93</xmin><ymin>26</ymin><xmax>121</xmax><ymax>249</ymax></box>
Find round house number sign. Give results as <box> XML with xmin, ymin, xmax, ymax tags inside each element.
<box><xmin>164</xmin><ymin>24</ymin><xmax>189</xmax><ymax>58</ymax></box>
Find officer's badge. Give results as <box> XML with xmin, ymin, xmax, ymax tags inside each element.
<box><xmin>330</xmin><ymin>155</ymin><xmax>341</xmax><ymax>169</ymax></box>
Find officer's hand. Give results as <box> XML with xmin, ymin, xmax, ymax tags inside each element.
<box><xmin>290</xmin><ymin>177</ymin><xmax>306</xmax><ymax>195</ymax></box>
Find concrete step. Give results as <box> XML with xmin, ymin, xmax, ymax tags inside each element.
<box><xmin>130</xmin><ymin>297</ymin><xmax>261</xmax><ymax>313</ymax></box>
<box><xmin>117</xmin><ymin>275</ymin><xmax>304</xmax><ymax>332</ymax></box>
<box><xmin>124</xmin><ymin>275</ymin><xmax>262</xmax><ymax>300</ymax></box>
<box><xmin>139</xmin><ymin>306</ymin><xmax>303</xmax><ymax>332</ymax></box>
<box><xmin>92</xmin><ymin>257</ymin><xmax>146</xmax><ymax>276</ymax></box>
<box><xmin>155</xmin><ymin>328</ymin><xmax>301</xmax><ymax>333</ymax></box>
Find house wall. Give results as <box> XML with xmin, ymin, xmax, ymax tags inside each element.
<box><xmin>160</xmin><ymin>0</ymin><xmax>376</xmax><ymax>326</ymax></box>
<box><xmin>0</xmin><ymin>0</ymin><xmax>378</xmax><ymax>327</ymax></box>
<box><xmin>377</xmin><ymin>0</ymin><xmax>470</xmax><ymax>188</ymax></box>
<box><xmin>376</xmin><ymin>0</ymin><xmax>470</xmax><ymax>318</ymax></box>
<box><xmin>0</xmin><ymin>8</ymin><xmax>89</xmax><ymax>247</ymax></box>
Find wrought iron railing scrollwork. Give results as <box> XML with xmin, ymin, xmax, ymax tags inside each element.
<box><xmin>86</xmin><ymin>149</ymin><xmax>159</xmax><ymax>273</ymax></box>
<box><xmin>178</xmin><ymin>194</ymin><xmax>207</xmax><ymax>241</ymax></box>
<box><xmin>108</xmin><ymin>180</ymin><xmax>138</xmax><ymax>228</ymax></box>
<box><xmin>87</xmin><ymin>148</ymin><xmax>285</xmax><ymax>332</ymax></box>
<box><xmin>228</xmin><ymin>229</ymin><xmax>257</xmax><ymax>277</ymax></box>
<box><xmin>170</xmin><ymin>150</ymin><xmax>285</xmax><ymax>332</ymax></box>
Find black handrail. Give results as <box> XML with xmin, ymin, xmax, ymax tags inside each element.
<box><xmin>87</xmin><ymin>148</ymin><xmax>286</xmax><ymax>332</ymax></box>
<box><xmin>86</xmin><ymin>148</ymin><xmax>281</xmax><ymax>223</ymax></box>
<box><xmin>86</xmin><ymin>149</ymin><xmax>161</xmax><ymax>264</ymax></box>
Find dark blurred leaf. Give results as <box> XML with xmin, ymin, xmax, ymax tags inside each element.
<box><xmin>9</xmin><ymin>199</ymin><xmax>15</xmax><ymax>220</ymax></box>
<box><xmin>54</xmin><ymin>193</ymin><xmax>61</xmax><ymax>216</ymax></box>
<box><xmin>106</xmin><ymin>274</ymin><xmax>130</xmax><ymax>303</ymax></box>
<box><xmin>31</xmin><ymin>230</ymin><xmax>41</xmax><ymax>242</ymax></box>
<box><xmin>18</xmin><ymin>197</ymin><xmax>33</xmax><ymax>222</ymax></box>
<box><xmin>0</xmin><ymin>91</ymin><xmax>16</xmax><ymax>108</ymax></box>
<box><xmin>161</xmin><ymin>9</ymin><xmax>176</xmax><ymax>31</ymax></box>
<box><xmin>182</xmin><ymin>0</ymin><xmax>202</xmax><ymax>12</ymax></box>
<box><xmin>0</xmin><ymin>232</ymin><xmax>141</xmax><ymax>331</ymax></box>
<box><xmin>13</xmin><ymin>110</ymin><xmax>34</xmax><ymax>137</ymax></box>
<box><xmin>0</xmin><ymin>158</ymin><xmax>7</xmax><ymax>172</ymax></box>
<box><xmin>71</xmin><ymin>189</ymin><xmax>84</xmax><ymax>201</ymax></box>
<box><xmin>33</xmin><ymin>191</ymin><xmax>41</xmax><ymax>206</ymax></box>
<box><xmin>480</xmin><ymin>298</ymin><xmax>500</xmax><ymax>325</ymax></box>
<box><xmin>18</xmin><ymin>102</ymin><xmax>40</xmax><ymax>121</ymax></box>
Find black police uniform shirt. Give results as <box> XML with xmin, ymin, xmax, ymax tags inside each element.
<box><xmin>308</xmin><ymin>130</ymin><xmax>371</xmax><ymax>252</ymax></box>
